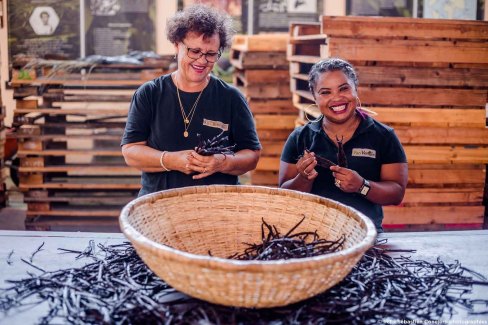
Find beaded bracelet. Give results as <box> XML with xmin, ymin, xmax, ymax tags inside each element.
<box><xmin>160</xmin><ymin>151</ymin><xmax>170</xmax><ymax>172</ymax></box>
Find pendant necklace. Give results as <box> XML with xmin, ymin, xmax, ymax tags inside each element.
<box><xmin>323</xmin><ymin>114</ymin><xmax>360</xmax><ymax>145</ymax></box>
<box><xmin>175</xmin><ymin>75</ymin><xmax>206</xmax><ymax>138</ymax></box>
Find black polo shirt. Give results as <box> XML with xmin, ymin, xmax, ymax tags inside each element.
<box><xmin>122</xmin><ymin>73</ymin><xmax>261</xmax><ymax>196</ymax></box>
<box><xmin>281</xmin><ymin>114</ymin><xmax>407</xmax><ymax>231</ymax></box>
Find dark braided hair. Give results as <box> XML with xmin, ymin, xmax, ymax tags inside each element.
<box><xmin>308</xmin><ymin>58</ymin><xmax>359</xmax><ymax>94</ymax></box>
<box><xmin>166</xmin><ymin>4</ymin><xmax>234</xmax><ymax>51</ymax></box>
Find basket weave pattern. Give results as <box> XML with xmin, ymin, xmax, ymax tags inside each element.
<box><xmin>120</xmin><ymin>185</ymin><xmax>376</xmax><ymax>308</ymax></box>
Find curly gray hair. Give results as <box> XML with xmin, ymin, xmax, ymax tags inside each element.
<box><xmin>166</xmin><ymin>4</ymin><xmax>234</xmax><ymax>51</ymax></box>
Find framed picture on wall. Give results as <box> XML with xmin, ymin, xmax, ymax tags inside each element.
<box><xmin>84</xmin><ymin>0</ymin><xmax>156</xmax><ymax>56</ymax></box>
<box><xmin>7</xmin><ymin>0</ymin><xmax>80</xmax><ymax>61</ymax></box>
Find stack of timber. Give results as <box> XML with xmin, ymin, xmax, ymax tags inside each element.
<box><xmin>230</xmin><ymin>34</ymin><xmax>296</xmax><ymax>186</ymax></box>
<box><xmin>9</xmin><ymin>56</ymin><xmax>174</xmax><ymax>230</ymax></box>
<box><xmin>288</xmin><ymin>17</ymin><xmax>488</xmax><ymax>230</ymax></box>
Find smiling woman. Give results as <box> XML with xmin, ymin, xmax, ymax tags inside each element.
<box><xmin>279</xmin><ymin>58</ymin><xmax>408</xmax><ymax>232</ymax></box>
<box><xmin>121</xmin><ymin>4</ymin><xmax>261</xmax><ymax>196</ymax></box>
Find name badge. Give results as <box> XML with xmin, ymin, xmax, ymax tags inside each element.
<box><xmin>352</xmin><ymin>148</ymin><xmax>376</xmax><ymax>159</ymax></box>
<box><xmin>203</xmin><ymin>118</ymin><xmax>229</xmax><ymax>131</ymax></box>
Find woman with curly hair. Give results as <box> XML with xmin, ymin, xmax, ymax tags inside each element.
<box><xmin>121</xmin><ymin>4</ymin><xmax>261</xmax><ymax>196</ymax></box>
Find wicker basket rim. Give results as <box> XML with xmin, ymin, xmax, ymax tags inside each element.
<box><xmin>120</xmin><ymin>185</ymin><xmax>377</xmax><ymax>270</ymax></box>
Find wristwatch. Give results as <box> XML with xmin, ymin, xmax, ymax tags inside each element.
<box><xmin>358</xmin><ymin>179</ymin><xmax>371</xmax><ymax>197</ymax></box>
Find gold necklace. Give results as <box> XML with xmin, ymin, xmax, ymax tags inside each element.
<box><xmin>175</xmin><ymin>76</ymin><xmax>206</xmax><ymax>138</ymax></box>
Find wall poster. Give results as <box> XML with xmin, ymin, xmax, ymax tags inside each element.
<box><xmin>242</xmin><ymin>0</ymin><xmax>321</xmax><ymax>34</ymax></box>
<box><xmin>84</xmin><ymin>0</ymin><xmax>156</xmax><ymax>56</ymax></box>
<box><xmin>423</xmin><ymin>0</ymin><xmax>477</xmax><ymax>20</ymax></box>
<box><xmin>7</xmin><ymin>0</ymin><xmax>80</xmax><ymax>61</ymax></box>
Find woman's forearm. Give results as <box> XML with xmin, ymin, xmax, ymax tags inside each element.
<box><xmin>220</xmin><ymin>149</ymin><xmax>261</xmax><ymax>175</ymax></box>
<box><xmin>362</xmin><ymin>180</ymin><xmax>405</xmax><ymax>206</ymax></box>
<box><xmin>122</xmin><ymin>143</ymin><xmax>161</xmax><ymax>171</ymax></box>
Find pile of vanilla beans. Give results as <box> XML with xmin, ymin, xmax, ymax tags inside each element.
<box><xmin>1</xmin><ymin>221</ymin><xmax>488</xmax><ymax>324</ymax></box>
<box><xmin>227</xmin><ymin>217</ymin><xmax>345</xmax><ymax>260</ymax></box>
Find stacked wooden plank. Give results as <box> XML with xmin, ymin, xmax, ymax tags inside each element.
<box><xmin>288</xmin><ymin>17</ymin><xmax>488</xmax><ymax>230</ymax></box>
<box><xmin>230</xmin><ymin>34</ymin><xmax>296</xmax><ymax>186</ymax></box>
<box><xmin>9</xmin><ymin>56</ymin><xmax>173</xmax><ymax>230</ymax></box>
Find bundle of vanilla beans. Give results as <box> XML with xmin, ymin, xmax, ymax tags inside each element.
<box><xmin>195</xmin><ymin>131</ymin><xmax>235</xmax><ymax>156</ymax></box>
<box><xmin>1</xmin><ymin>231</ymin><xmax>487</xmax><ymax>324</ymax></box>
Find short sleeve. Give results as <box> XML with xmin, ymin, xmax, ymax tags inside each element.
<box><xmin>230</xmin><ymin>89</ymin><xmax>261</xmax><ymax>151</ymax></box>
<box><xmin>381</xmin><ymin>128</ymin><xmax>407</xmax><ymax>164</ymax></box>
<box><xmin>121</xmin><ymin>83</ymin><xmax>153</xmax><ymax>146</ymax></box>
<box><xmin>280</xmin><ymin>128</ymin><xmax>302</xmax><ymax>164</ymax></box>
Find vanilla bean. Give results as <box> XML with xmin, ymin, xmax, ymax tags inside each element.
<box><xmin>336</xmin><ymin>135</ymin><xmax>348</xmax><ymax>168</ymax></box>
<box><xmin>6</xmin><ymin>250</ymin><xmax>14</xmax><ymax>265</ymax></box>
<box><xmin>30</xmin><ymin>242</ymin><xmax>45</xmax><ymax>263</ymax></box>
<box><xmin>303</xmin><ymin>148</ymin><xmax>337</xmax><ymax>169</ymax></box>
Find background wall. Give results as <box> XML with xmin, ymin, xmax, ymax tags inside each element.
<box><xmin>1</xmin><ymin>0</ymin><xmax>487</xmax><ymax>127</ymax></box>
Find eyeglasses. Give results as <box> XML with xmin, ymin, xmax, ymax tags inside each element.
<box><xmin>181</xmin><ymin>42</ymin><xmax>221</xmax><ymax>63</ymax></box>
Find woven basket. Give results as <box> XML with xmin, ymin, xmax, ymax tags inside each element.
<box><xmin>120</xmin><ymin>185</ymin><xmax>377</xmax><ymax>308</ymax></box>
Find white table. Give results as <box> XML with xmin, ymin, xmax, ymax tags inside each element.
<box><xmin>0</xmin><ymin>230</ymin><xmax>487</xmax><ymax>323</ymax></box>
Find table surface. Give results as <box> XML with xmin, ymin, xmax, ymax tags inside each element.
<box><xmin>0</xmin><ymin>230</ymin><xmax>487</xmax><ymax>323</ymax></box>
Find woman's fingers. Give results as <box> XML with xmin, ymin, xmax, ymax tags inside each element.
<box><xmin>331</xmin><ymin>167</ymin><xmax>362</xmax><ymax>192</ymax></box>
<box><xmin>298</xmin><ymin>156</ymin><xmax>318</xmax><ymax>180</ymax></box>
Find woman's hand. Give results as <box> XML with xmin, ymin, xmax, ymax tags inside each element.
<box><xmin>330</xmin><ymin>165</ymin><xmax>363</xmax><ymax>192</ymax></box>
<box><xmin>296</xmin><ymin>150</ymin><xmax>318</xmax><ymax>181</ymax></box>
<box><xmin>187</xmin><ymin>151</ymin><xmax>227</xmax><ymax>179</ymax></box>
<box><xmin>163</xmin><ymin>150</ymin><xmax>195</xmax><ymax>175</ymax></box>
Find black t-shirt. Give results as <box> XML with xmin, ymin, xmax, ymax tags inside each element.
<box><xmin>281</xmin><ymin>114</ymin><xmax>407</xmax><ymax>231</ymax></box>
<box><xmin>121</xmin><ymin>73</ymin><xmax>261</xmax><ymax>196</ymax></box>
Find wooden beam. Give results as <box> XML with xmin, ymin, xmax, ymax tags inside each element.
<box><xmin>326</xmin><ymin>38</ymin><xmax>488</xmax><ymax>64</ymax></box>
<box><xmin>402</xmin><ymin>188</ymin><xmax>484</xmax><ymax>204</ymax></box>
<box><xmin>383</xmin><ymin>206</ymin><xmax>484</xmax><ymax>225</ymax></box>
<box><xmin>321</xmin><ymin>15</ymin><xmax>488</xmax><ymax>40</ymax></box>
<box><xmin>231</xmin><ymin>34</ymin><xmax>289</xmax><ymax>52</ymax></box>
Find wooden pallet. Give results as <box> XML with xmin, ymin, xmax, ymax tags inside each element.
<box><xmin>230</xmin><ymin>34</ymin><xmax>289</xmax><ymax>70</ymax></box>
<box><xmin>231</xmin><ymin>34</ymin><xmax>296</xmax><ymax>186</ymax></box>
<box><xmin>288</xmin><ymin>18</ymin><xmax>488</xmax><ymax>229</ymax></box>
<box><xmin>9</xmin><ymin>60</ymin><xmax>155</xmax><ymax>229</ymax></box>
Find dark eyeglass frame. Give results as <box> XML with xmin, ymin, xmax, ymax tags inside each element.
<box><xmin>181</xmin><ymin>42</ymin><xmax>221</xmax><ymax>63</ymax></box>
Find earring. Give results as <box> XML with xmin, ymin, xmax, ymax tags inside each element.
<box><xmin>356</xmin><ymin>96</ymin><xmax>362</xmax><ymax>110</ymax></box>
<box><xmin>174</xmin><ymin>54</ymin><xmax>177</xmax><ymax>59</ymax></box>
<box><xmin>355</xmin><ymin>96</ymin><xmax>378</xmax><ymax>116</ymax></box>
<box><xmin>303</xmin><ymin>103</ymin><xmax>322</xmax><ymax>123</ymax></box>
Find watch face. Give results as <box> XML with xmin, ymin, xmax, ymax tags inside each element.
<box><xmin>360</xmin><ymin>183</ymin><xmax>370</xmax><ymax>196</ymax></box>
<box><xmin>360</xmin><ymin>187</ymin><xmax>369</xmax><ymax>195</ymax></box>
